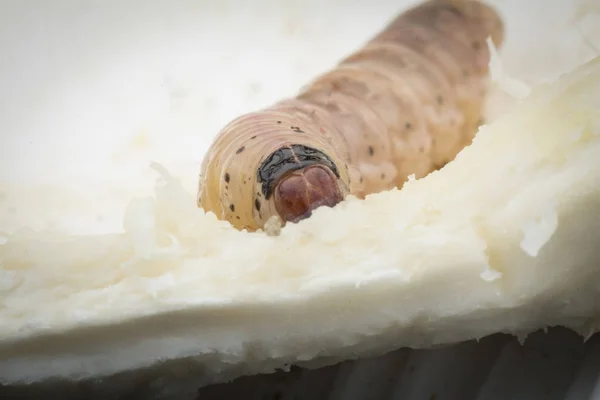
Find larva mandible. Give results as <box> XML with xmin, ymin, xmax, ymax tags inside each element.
<box><xmin>197</xmin><ymin>0</ymin><xmax>504</xmax><ymax>232</ymax></box>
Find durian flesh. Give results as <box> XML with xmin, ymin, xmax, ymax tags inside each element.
<box><xmin>1</xmin><ymin>55</ymin><xmax>600</xmax><ymax>393</ymax></box>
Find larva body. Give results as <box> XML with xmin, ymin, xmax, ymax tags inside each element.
<box><xmin>198</xmin><ymin>0</ymin><xmax>505</xmax><ymax>232</ymax></box>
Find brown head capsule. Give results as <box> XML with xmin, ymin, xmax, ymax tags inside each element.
<box><xmin>257</xmin><ymin>145</ymin><xmax>345</xmax><ymax>223</ymax></box>
<box><xmin>273</xmin><ymin>165</ymin><xmax>344</xmax><ymax>223</ymax></box>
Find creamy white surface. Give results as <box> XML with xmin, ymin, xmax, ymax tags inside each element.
<box><xmin>0</xmin><ymin>0</ymin><xmax>599</xmax><ymax>389</ymax></box>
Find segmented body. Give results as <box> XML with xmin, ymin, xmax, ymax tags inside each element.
<box><xmin>197</xmin><ymin>0</ymin><xmax>505</xmax><ymax>232</ymax></box>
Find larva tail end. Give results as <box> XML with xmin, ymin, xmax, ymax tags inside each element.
<box><xmin>273</xmin><ymin>165</ymin><xmax>344</xmax><ymax>224</ymax></box>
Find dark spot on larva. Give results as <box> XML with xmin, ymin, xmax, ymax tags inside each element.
<box><xmin>259</xmin><ymin>212</ymin><xmax>263</xmax><ymax>219</ymax></box>
<box><xmin>224</xmin><ymin>173</ymin><xmax>230</xmax><ymax>183</ymax></box>
<box><xmin>251</xmin><ymin>135</ymin><xmax>257</xmax><ymax>139</ymax></box>
<box><xmin>236</xmin><ymin>216</ymin><xmax>240</xmax><ymax>220</ymax></box>
<box><xmin>472</xmin><ymin>41</ymin><xmax>481</xmax><ymax>50</ymax></box>
<box><xmin>257</xmin><ymin>192</ymin><xmax>261</xmax><ymax>197</ymax></box>
<box><xmin>225</xmin><ymin>185</ymin><xmax>229</xmax><ymax>190</ymax></box>
<box><xmin>380</xmin><ymin>173</ymin><xmax>386</xmax><ymax>180</ymax></box>
<box><xmin>236</xmin><ymin>146</ymin><xmax>246</xmax><ymax>154</ymax></box>
<box><xmin>359</xmin><ymin>177</ymin><xmax>363</xmax><ymax>183</ymax></box>
<box><xmin>229</xmin><ymin>204</ymin><xmax>235</xmax><ymax>212</ymax></box>
<box><xmin>255</xmin><ymin>198</ymin><xmax>261</xmax><ymax>211</ymax></box>
<box><xmin>405</xmin><ymin>122</ymin><xmax>412</xmax><ymax>130</ymax></box>
<box><xmin>436</xmin><ymin>95</ymin><xmax>444</xmax><ymax>105</ymax></box>
<box><xmin>277</xmin><ymin>121</ymin><xmax>282</xmax><ymax>124</ymax></box>
<box><xmin>290</xmin><ymin>126</ymin><xmax>304</xmax><ymax>133</ymax></box>
<box><xmin>368</xmin><ymin>146</ymin><xmax>374</xmax><ymax>156</ymax></box>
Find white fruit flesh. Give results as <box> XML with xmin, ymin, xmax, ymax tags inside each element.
<box><xmin>1</xmin><ymin>53</ymin><xmax>599</xmax><ymax>388</ymax></box>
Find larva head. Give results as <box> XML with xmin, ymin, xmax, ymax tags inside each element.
<box><xmin>256</xmin><ymin>144</ymin><xmax>350</xmax><ymax>228</ymax></box>
<box><xmin>273</xmin><ymin>165</ymin><xmax>343</xmax><ymax>223</ymax></box>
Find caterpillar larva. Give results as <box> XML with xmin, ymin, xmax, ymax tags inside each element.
<box><xmin>197</xmin><ymin>0</ymin><xmax>505</xmax><ymax>232</ymax></box>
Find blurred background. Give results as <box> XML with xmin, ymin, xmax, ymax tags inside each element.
<box><xmin>4</xmin><ymin>327</ymin><xmax>600</xmax><ymax>399</ymax></box>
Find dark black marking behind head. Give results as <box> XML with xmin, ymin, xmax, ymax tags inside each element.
<box><xmin>257</xmin><ymin>144</ymin><xmax>340</xmax><ymax>200</ymax></box>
